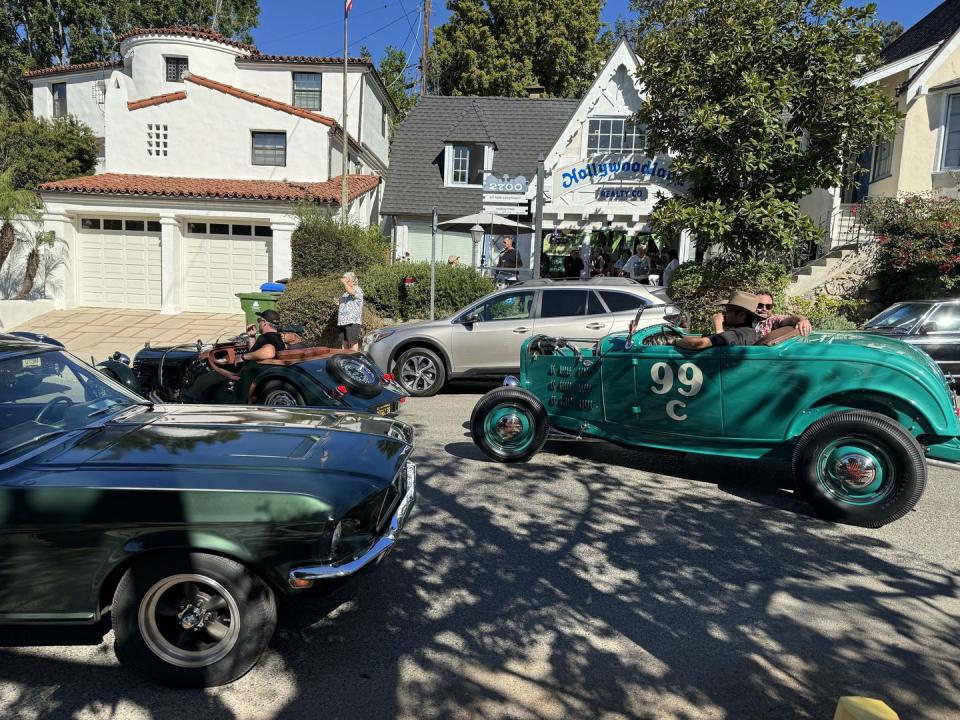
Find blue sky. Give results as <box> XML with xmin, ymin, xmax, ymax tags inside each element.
<box><xmin>252</xmin><ymin>0</ymin><xmax>942</xmax><ymax>66</ymax></box>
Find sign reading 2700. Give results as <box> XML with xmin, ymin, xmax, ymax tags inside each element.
<box><xmin>482</xmin><ymin>174</ymin><xmax>529</xmax><ymax>194</ymax></box>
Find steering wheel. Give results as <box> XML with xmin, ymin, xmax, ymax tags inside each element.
<box><xmin>36</xmin><ymin>396</ymin><xmax>74</xmax><ymax>424</ymax></box>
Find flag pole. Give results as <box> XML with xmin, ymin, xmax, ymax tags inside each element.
<box><xmin>341</xmin><ymin>1</ymin><xmax>350</xmax><ymax>224</ymax></box>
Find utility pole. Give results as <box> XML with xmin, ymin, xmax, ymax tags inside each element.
<box><xmin>532</xmin><ymin>157</ymin><xmax>545</xmax><ymax>279</ymax></box>
<box><xmin>421</xmin><ymin>0</ymin><xmax>431</xmax><ymax>95</ymax></box>
<box><xmin>341</xmin><ymin>2</ymin><xmax>350</xmax><ymax>224</ymax></box>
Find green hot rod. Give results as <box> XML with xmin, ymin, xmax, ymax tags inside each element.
<box><xmin>470</xmin><ymin>313</ymin><xmax>960</xmax><ymax>527</ymax></box>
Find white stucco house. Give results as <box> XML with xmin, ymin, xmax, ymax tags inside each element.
<box><xmin>22</xmin><ymin>26</ymin><xmax>394</xmax><ymax>314</ymax></box>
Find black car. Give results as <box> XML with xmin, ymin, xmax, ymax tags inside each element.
<box><xmin>860</xmin><ymin>300</ymin><xmax>960</xmax><ymax>382</ymax></box>
<box><xmin>0</xmin><ymin>336</ymin><xmax>416</xmax><ymax>686</ymax></box>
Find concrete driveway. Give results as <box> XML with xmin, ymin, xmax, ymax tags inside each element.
<box><xmin>11</xmin><ymin>308</ymin><xmax>245</xmax><ymax>360</ymax></box>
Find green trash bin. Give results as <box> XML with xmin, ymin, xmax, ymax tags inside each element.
<box><xmin>236</xmin><ymin>291</ymin><xmax>283</xmax><ymax>327</ymax></box>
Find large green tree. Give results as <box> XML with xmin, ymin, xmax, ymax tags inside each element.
<box><xmin>0</xmin><ymin>112</ymin><xmax>98</xmax><ymax>190</ymax></box>
<box><xmin>378</xmin><ymin>45</ymin><xmax>418</xmax><ymax>136</ymax></box>
<box><xmin>633</xmin><ymin>0</ymin><xmax>899</xmax><ymax>258</ymax></box>
<box><xmin>0</xmin><ymin>0</ymin><xmax>259</xmax><ymax>112</ymax></box>
<box><xmin>430</xmin><ymin>0</ymin><xmax>609</xmax><ymax>98</ymax></box>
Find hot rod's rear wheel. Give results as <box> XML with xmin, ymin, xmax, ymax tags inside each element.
<box><xmin>471</xmin><ymin>387</ymin><xmax>548</xmax><ymax>463</ymax></box>
<box><xmin>112</xmin><ymin>552</ymin><xmax>277</xmax><ymax>687</ymax></box>
<box><xmin>259</xmin><ymin>380</ymin><xmax>305</xmax><ymax>407</ymax></box>
<box><xmin>792</xmin><ymin>410</ymin><xmax>926</xmax><ymax>528</ymax></box>
<box><xmin>327</xmin><ymin>354</ymin><xmax>383</xmax><ymax>399</ymax></box>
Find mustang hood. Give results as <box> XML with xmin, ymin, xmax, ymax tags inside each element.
<box><xmin>28</xmin><ymin>405</ymin><xmax>414</xmax><ymax>516</ymax></box>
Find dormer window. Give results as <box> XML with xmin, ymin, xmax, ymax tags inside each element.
<box><xmin>165</xmin><ymin>57</ymin><xmax>189</xmax><ymax>82</ymax></box>
<box><xmin>586</xmin><ymin>117</ymin><xmax>645</xmax><ymax>155</ymax></box>
<box><xmin>444</xmin><ymin>143</ymin><xmax>492</xmax><ymax>187</ymax></box>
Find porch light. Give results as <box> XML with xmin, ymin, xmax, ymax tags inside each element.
<box><xmin>469</xmin><ymin>224</ymin><xmax>485</xmax><ymax>246</ymax></box>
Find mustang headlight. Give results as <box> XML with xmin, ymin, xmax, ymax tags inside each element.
<box><xmin>367</xmin><ymin>328</ymin><xmax>397</xmax><ymax>344</ymax></box>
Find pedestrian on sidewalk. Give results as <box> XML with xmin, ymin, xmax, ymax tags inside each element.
<box><xmin>338</xmin><ymin>271</ymin><xmax>364</xmax><ymax>351</ymax></box>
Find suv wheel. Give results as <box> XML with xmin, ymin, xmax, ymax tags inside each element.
<box><xmin>395</xmin><ymin>347</ymin><xmax>446</xmax><ymax>397</ymax></box>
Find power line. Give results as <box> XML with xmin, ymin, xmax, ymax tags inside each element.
<box><xmin>329</xmin><ymin>7</ymin><xmax>421</xmax><ymax>55</ymax></box>
<box><xmin>255</xmin><ymin>3</ymin><xmax>390</xmax><ymax>48</ymax></box>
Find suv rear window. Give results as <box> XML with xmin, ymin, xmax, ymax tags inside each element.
<box><xmin>600</xmin><ymin>291</ymin><xmax>649</xmax><ymax>312</ymax></box>
<box><xmin>540</xmin><ymin>290</ymin><xmax>590</xmax><ymax>318</ymax></box>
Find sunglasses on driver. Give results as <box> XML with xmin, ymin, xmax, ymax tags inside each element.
<box><xmin>757</xmin><ymin>303</ymin><xmax>774</xmax><ymax>311</ymax></box>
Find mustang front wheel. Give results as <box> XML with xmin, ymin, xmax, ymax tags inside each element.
<box><xmin>113</xmin><ymin>552</ymin><xmax>276</xmax><ymax>687</ymax></box>
<box><xmin>471</xmin><ymin>387</ymin><xmax>548</xmax><ymax>463</ymax></box>
<box><xmin>792</xmin><ymin>410</ymin><xmax>926</xmax><ymax>527</ymax></box>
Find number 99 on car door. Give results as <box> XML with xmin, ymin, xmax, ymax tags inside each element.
<box><xmin>634</xmin><ymin>349</ymin><xmax>722</xmax><ymax>438</ymax></box>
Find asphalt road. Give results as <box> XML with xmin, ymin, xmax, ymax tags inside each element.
<box><xmin>2</xmin><ymin>385</ymin><xmax>960</xmax><ymax>720</ymax></box>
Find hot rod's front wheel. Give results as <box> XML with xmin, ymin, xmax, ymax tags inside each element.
<box><xmin>471</xmin><ymin>388</ymin><xmax>548</xmax><ymax>463</ymax></box>
<box><xmin>792</xmin><ymin>410</ymin><xmax>926</xmax><ymax>528</ymax></box>
<box><xmin>112</xmin><ymin>552</ymin><xmax>276</xmax><ymax>687</ymax></box>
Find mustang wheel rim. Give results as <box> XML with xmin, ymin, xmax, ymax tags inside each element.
<box><xmin>139</xmin><ymin>573</ymin><xmax>241</xmax><ymax>668</ymax></box>
<box><xmin>264</xmin><ymin>389</ymin><xmax>299</xmax><ymax>406</ymax></box>
<box><xmin>815</xmin><ymin>438</ymin><xmax>892</xmax><ymax>505</ymax></box>
<box><xmin>342</xmin><ymin>359</ymin><xmax>377</xmax><ymax>385</ymax></box>
<box><xmin>483</xmin><ymin>404</ymin><xmax>533</xmax><ymax>454</ymax></box>
<box><xmin>400</xmin><ymin>355</ymin><xmax>437</xmax><ymax>392</ymax></box>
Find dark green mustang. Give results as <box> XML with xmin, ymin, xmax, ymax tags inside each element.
<box><xmin>0</xmin><ymin>337</ymin><xmax>416</xmax><ymax>687</ymax></box>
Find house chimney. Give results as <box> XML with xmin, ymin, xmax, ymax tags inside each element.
<box><xmin>526</xmin><ymin>84</ymin><xmax>545</xmax><ymax>99</ymax></box>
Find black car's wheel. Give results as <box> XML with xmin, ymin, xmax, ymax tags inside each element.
<box><xmin>259</xmin><ymin>380</ymin><xmax>305</xmax><ymax>407</ymax></box>
<box><xmin>471</xmin><ymin>387</ymin><xmax>548</xmax><ymax>463</ymax></box>
<box><xmin>327</xmin><ymin>354</ymin><xmax>383</xmax><ymax>399</ymax></box>
<box><xmin>792</xmin><ymin>410</ymin><xmax>926</xmax><ymax>528</ymax></box>
<box><xmin>395</xmin><ymin>347</ymin><xmax>446</xmax><ymax>397</ymax></box>
<box><xmin>113</xmin><ymin>552</ymin><xmax>276</xmax><ymax>687</ymax></box>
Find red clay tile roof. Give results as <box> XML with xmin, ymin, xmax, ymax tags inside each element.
<box><xmin>117</xmin><ymin>26</ymin><xmax>256</xmax><ymax>52</ymax></box>
<box><xmin>241</xmin><ymin>54</ymin><xmax>372</xmax><ymax>66</ymax></box>
<box><xmin>24</xmin><ymin>60</ymin><xmax>123</xmax><ymax>78</ymax></box>
<box><xmin>184</xmin><ymin>73</ymin><xmax>336</xmax><ymax>126</ymax></box>
<box><xmin>127</xmin><ymin>91</ymin><xmax>187</xmax><ymax>110</ymax></box>
<box><xmin>39</xmin><ymin>173</ymin><xmax>381</xmax><ymax>204</ymax></box>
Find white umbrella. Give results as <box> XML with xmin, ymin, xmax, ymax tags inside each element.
<box><xmin>438</xmin><ymin>212</ymin><xmax>532</xmax><ymax>233</ymax></box>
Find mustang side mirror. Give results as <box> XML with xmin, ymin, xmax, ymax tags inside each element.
<box><xmin>920</xmin><ymin>321</ymin><xmax>938</xmax><ymax>334</ymax></box>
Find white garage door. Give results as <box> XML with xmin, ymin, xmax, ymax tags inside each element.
<box><xmin>77</xmin><ymin>218</ymin><xmax>162</xmax><ymax>309</ymax></box>
<box><xmin>183</xmin><ymin>222</ymin><xmax>272</xmax><ymax>313</ymax></box>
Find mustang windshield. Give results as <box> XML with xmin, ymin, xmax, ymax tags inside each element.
<box><xmin>863</xmin><ymin>303</ymin><xmax>932</xmax><ymax>332</ymax></box>
<box><xmin>0</xmin><ymin>350</ymin><xmax>142</xmax><ymax>457</ymax></box>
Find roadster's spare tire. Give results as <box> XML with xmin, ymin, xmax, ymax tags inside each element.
<box><xmin>792</xmin><ymin>410</ymin><xmax>926</xmax><ymax>528</ymax></box>
<box><xmin>113</xmin><ymin>552</ymin><xmax>276</xmax><ymax>687</ymax></box>
<box><xmin>471</xmin><ymin>387</ymin><xmax>548</xmax><ymax>463</ymax></box>
<box><xmin>326</xmin><ymin>354</ymin><xmax>382</xmax><ymax>399</ymax></box>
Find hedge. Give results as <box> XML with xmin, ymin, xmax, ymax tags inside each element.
<box><xmin>668</xmin><ymin>256</ymin><xmax>790</xmax><ymax>333</ymax></box>
<box><xmin>276</xmin><ymin>276</ymin><xmax>384</xmax><ymax>346</ymax></box>
<box><xmin>290</xmin><ymin>204</ymin><xmax>389</xmax><ymax>279</ymax></box>
<box><xmin>363</xmin><ymin>262</ymin><xmax>496</xmax><ymax>320</ymax></box>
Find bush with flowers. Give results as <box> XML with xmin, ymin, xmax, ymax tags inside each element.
<box><xmin>858</xmin><ymin>194</ymin><xmax>960</xmax><ymax>300</ymax></box>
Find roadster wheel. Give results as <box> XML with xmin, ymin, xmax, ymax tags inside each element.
<box><xmin>395</xmin><ymin>347</ymin><xmax>446</xmax><ymax>397</ymax></box>
<box><xmin>259</xmin><ymin>380</ymin><xmax>305</xmax><ymax>407</ymax></box>
<box><xmin>792</xmin><ymin>410</ymin><xmax>926</xmax><ymax>527</ymax></box>
<box><xmin>471</xmin><ymin>387</ymin><xmax>548</xmax><ymax>463</ymax></box>
<box><xmin>113</xmin><ymin>553</ymin><xmax>276</xmax><ymax>687</ymax></box>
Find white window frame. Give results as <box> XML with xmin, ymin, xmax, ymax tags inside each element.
<box><xmin>585</xmin><ymin>116</ymin><xmax>646</xmax><ymax>156</ymax></box>
<box><xmin>52</xmin><ymin>82</ymin><xmax>67</xmax><ymax>118</ymax></box>
<box><xmin>444</xmin><ymin>143</ymin><xmax>493</xmax><ymax>187</ymax></box>
<box><xmin>292</xmin><ymin>72</ymin><xmax>322</xmax><ymax>110</ymax></box>
<box><xmin>251</xmin><ymin>131</ymin><xmax>287</xmax><ymax>167</ymax></box>
<box><xmin>941</xmin><ymin>93</ymin><xmax>960</xmax><ymax>171</ymax></box>
<box><xmin>872</xmin><ymin>137</ymin><xmax>893</xmax><ymax>181</ymax></box>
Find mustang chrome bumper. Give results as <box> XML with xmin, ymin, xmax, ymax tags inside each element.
<box><xmin>288</xmin><ymin>461</ymin><xmax>417</xmax><ymax>587</ymax></box>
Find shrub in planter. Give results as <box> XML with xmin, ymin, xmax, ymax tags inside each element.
<box><xmin>785</xmin><ymin>295</ymin><xmax>862</xmax><ymax>331</ymax></box>
<box><xmin>290</xmin><ymin>204</ymin><xmax>389</xmax><ymax>279</ymax></box>
<box><xmin>669</xmin><ymin>256</ymin><xmax>789</xmax><ymax>333</ymax></box>
<box><xmin>363</xmin><ymin>262</ymin><xmax>496</xmax><ymax>320</ymax></box>
<box><xmin>276</xmin><ymin>276</ymin><xmax>384</xmax><ymax>347</ymax></box>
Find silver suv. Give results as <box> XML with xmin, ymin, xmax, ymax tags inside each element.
<box><xmin>363</xmin><ymin>278</ymin><xmax>678</xmax><ymax>397</ymax></box>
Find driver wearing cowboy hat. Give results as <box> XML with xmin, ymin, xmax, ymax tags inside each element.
<box><xmin>676</xmin><ymin>291</ymin><xmax>762</xmax><ymax>351</ymax></box>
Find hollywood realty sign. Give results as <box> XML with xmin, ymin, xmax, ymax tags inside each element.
<box><xmin>556</xmin><ymin>155</ymin><xmax>684</xmax><ymax>195</ymax></box>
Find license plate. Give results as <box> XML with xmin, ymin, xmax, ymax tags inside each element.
<box><xmin>376</xmin><ymin>404</ymin><xmax>391</xmax><ymax>416</ymax></box>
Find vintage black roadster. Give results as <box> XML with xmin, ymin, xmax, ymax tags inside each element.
<box><xmin>98</xmin><ymin>336</ymin><xmax>406</xmax><ymax>416</ymax></box>
<box><xmin>0</xmin><ymin>335</ymin><xmax>416</xmax><ymax>686</ymax></box>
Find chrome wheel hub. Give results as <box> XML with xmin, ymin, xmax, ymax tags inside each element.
<box><xmin>834</xmin><ymin>453</ymin><xmax>877</xmax><ymax>489</ymax></box>
<box><xmin>494</xmin><ymin>413</ymin><xmax>524</xmax><ymax>441</ymax></box>
<box><xmin>343</xmin><ymin>359</ymin><xmax>376</xmax><ymax>385</ymax></box>
<box><xmin>401</xmin><ymin>355</ymin><xmax>437</xmax><ymax>392</ymax></box>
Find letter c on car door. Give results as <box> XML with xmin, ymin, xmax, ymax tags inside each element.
<box><xmin>666</xmin><ymin>400</ymin><xmax>687</xmax><ymax>422</ymax></box>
